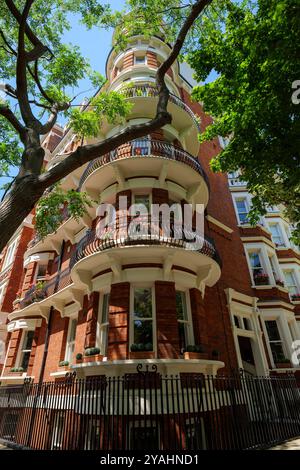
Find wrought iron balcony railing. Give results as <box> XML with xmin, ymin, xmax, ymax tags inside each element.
<box><xmin>78</xmin><ymin>137</ymin><xmax>208</xmax><ymax>190</ymax></box>
<box><xmin>19</xmin><ymin>268</ymin><xmax>71</xmax><ymax>309</ymax></box>
<box><xmin>70</xmin><ymin>219</ymin><xmax>221</xmax><ymax>269</ymax></box>
<box><xmin>121</xmin><ymin>84</ymin><xmax>201</xmax><ymax>131</ymax></box>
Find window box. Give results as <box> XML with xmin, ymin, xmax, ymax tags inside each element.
<box><xmin>129</xmin><ymin>343</ymin><xmax>154</xmax><ymax>359</ymax></box>
<box><xmin>183</xmin><ymin>345</ymin><xmax>208</xmax><ymax>360</ymax></box>
<box><xmin>275</xmin><ymin>361</ymin><xmax>291</xmax><ymax>369</ymax></box>
<box><xmin>184</xmin><ymin>352</ymin><xmax>209</xmax><ymax>360</ymax></box>
<box><xmin>291</xmin><ymin>294</ymin><xmax>300</xmax><ymax>301</ymax></box>
<box><xmin>254</xmin><ymin>273</ymin><xmax>269</xmax><ymax>285</ymax></box>
<box><xmin>129</xmin><ymin>351</ymin><xmax>155</xmax><ymax>360</ymax></box>
<box><xmin>58</xmin><ymin>361</ymin><xmax>70</xmax><ymax>371</ymax></box>
<box><xmin>83</xmin><ymin>348</ymin><xmax>103</xmax><ymax>363</ymax></box>
<box><xmin>10</xmin><ymin>367</ymin><xmax>24</xmax><ymax>376</ymax></box>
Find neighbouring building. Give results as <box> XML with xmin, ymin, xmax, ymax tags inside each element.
<box><xmin>0</xmin><ymin>31</ymin><xmax>300</xmax><ymax>450</ymax></box>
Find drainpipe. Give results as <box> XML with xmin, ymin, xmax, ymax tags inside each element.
<box><xmin>38</xmin><ymin>239</ymin><xmax>66</xmax><ymax>385</ymax></box>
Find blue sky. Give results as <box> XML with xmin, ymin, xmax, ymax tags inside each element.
<box><xmin>0</xmin><ymin>1</ymin><xmax>216</xmax><ymax>194</ymax></box>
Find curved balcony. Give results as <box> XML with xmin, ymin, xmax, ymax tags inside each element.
<box><xmin>18</xmin><ymin>268</ymin><xmax>72</xmax><ymax>310</ymax></box>
<box><xmin>122</xmin><ymin>84</ymin><xmax>201</xmax><ymax>132</ymax></box>
<box><xmin>79</xmin><ymin>138</ymin><xmax>209</xmax><ymax>207</ymax></box>
<box><xmin>70</xmin><ymin>219</ymin><xmax>222</xmax><ymax>287</ymax></box>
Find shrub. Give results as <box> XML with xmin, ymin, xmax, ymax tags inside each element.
<box><xmin>76</xmin><ymin>353</ymin><xmax>83</xmax><ymax>360</ymax></box>
<box><xmin>59</xmin><ymin>360</ymin><xmax>69</xmax><ymax>367</ymax></box>
<box><xmin>84</xmin><ymin>347</ymin><xmax>100</xmax><ymax>356</ymax></box>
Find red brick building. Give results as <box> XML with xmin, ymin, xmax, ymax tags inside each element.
<box><xmin>0</xmin><ymin>33</ymin><xmax>300</xmax><ymax>449</ymax></box>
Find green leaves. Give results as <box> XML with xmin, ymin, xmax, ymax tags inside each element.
<box><xmin>187</xmin><ymin>0</ymin><xmax>300</xmax><ymax>242</ymax></box>
<box><xmin>69</xmin><ymin>91</ymin><xmax>133</xmax><ymax>138</ymax></box>
<box><xmin>35</xmin><ymin>185</ymin><xmax>94</xmax><ymax>239</ymax></box>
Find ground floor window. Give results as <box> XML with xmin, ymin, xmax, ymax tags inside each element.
<box><xmin>50</xmin><ymin>413</ymin><xmax>65</xmax><ymax>450</ymax></box>
<box><xmin>98</xmin><ymin>293</ymin><xmax>110</xmax><ymax>355</ymax></box>
<box><xmin>131</xmin><ymin>287</ymin><xmax>154</xmax><ymax>350</ymax></box>
<box><xmin>176</xmin><ymin>290</ymin><xmax>192</xmax><ymax>352</ymax></box>
<box><xmin>19</xmin><ymin>330</ymin><xmax>34</xmax><ymax>371</ymax></box>
<box><xmin>265</xmin><ymin>320</ymin><xmax>286</xmax><ymax>362</ymax></box>
<box><xmin>65</xmin><ymin>317</ymin><xmax>77</xmax><ymax>363</ymax></box>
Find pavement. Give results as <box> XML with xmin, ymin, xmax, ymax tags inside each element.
<box><xmin>269</xmin><ymin>438</ymin><xmax>300</xmax><ymax>450</ymax></box>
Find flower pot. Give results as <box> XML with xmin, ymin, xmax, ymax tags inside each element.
<box><xmin>184</xmin><ymin>352</ymin><xmax>209</xmax><ymax>360</ymax></box>
<box><xmin>76</xmin><ymin>358</ymin><xmax>83</xmax><ymax>364</ymax></box>
<box><xmin>129</xmin><ymin>351</ymin><xmax>155</xmax><ymax>360</ymax></box>
<box><xmin>9</xmin><ymin>372</ymin><xmax>24</xmax><ymax>376</ymax></box>
<box><xmin>58</xmin><ymin>366</ymin><xmax>70</xmax><ymax>371</ymax></box>
<box><xmin>83</xmin><ymin>354</ymin><xmax>103</xmax><ymax>363</ymax></box>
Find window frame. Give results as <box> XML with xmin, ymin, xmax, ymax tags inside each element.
<box><xmin>2</xmin><ymin>236</ymin><xmax>19</xmax><ymax>271</ymax></box>
<box><xmin>175</xmin><ymin>289</ymin><xmax>194</xmax><ymax>353</ymax></box>
<box><xmin>234</xmin><ymin>197</ymin><xmax>249</xmax><ymax>224</ymax></box>
<box><xmin>96</xmin><ymin>292</ymin><xmax>110</xmax><ymax>356</ymax></box>
<box><xmin>64</xmin><ymin>316</ymin><xmax>78</xmax><ymax>363</ymax></box>
<box><xmin>129</xmin><ymin>284</ymin><xmax>156</xmax><ymax>353</ymax></box>
<box><xmin>16</xmin><ymin>329</ymin><xmax>35</xmax><ymax>372</ymax></box>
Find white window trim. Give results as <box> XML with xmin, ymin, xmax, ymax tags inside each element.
<box><xmin>96</xmin><ymin>291</ymin><xmax>110</xmax><ymax>356</ymax></box>
<box><xmin>16</xmin><ymin>328</ymin><xmax>35</xmax><ymax>371</ymax></box>
<box><xmin>129</xmin><ymin>283</ymin><xmax>156</xmax><ymax>354</ymax></box>
<box><xmin>64</xmin><ymin>314</ymin><xmax>78</xmax><ymax>363</ymax></box>
<box><xmin>232</xmin><ymin>193</ymin><xmax>251</xmax><ymax>225</ymax></box>
<box><xmin>175</xmin><ymin>288</ymin><xmax>194</xmax><ymax>349</ymax></box>
<box><xmin>2</xmin><ymin>236</ymin><xmax>20</xmax><ymax>271</ymax></box>
<box><xmin>244</xmin><ymin>243</ymin><xmax>283</xmax><ymax>287</ymax></box>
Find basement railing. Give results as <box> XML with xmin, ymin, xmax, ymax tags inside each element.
<box><xmin>0</xmin><ymin>370</ymin><xmax>300</xmax><ymax>450</ymax></box>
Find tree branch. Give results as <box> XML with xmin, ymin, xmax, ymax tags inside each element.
<box><xmin>39</xmin><ymin>0</ymin><xmax>212</xmax><ymax>188</ymax></box>
<box><xmin>0</xmin><ymin>29</ymin><xmax>17</xmax><ymax>56</ymax></box>
<box><xmin>27</xmin><ymin>61</ymin><xmax>54</xmax><ymax>104</ymax></box>
<box><xmin>4</xmin><ymin>0</ymin><xmax>52</xmax><ymax>61</ymax></box>
<box><xmin>0</xmin><ymin>104</ymin><xmax>25</xmax><ymax>138</ymax></box>
<box><xmin>16</xmin><ymin>0</ymin><xmax>40</xmax><ymax>126</ymax></box>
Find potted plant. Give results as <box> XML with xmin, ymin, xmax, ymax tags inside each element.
<box><xmin>10</xmin><ymin>367</ymin><xmax>24</xmax><ymax>376</ymax></box>
<box><xmin>58</xmin><ymin>360</ymin><xmax>70</xmax><ymax>371</ymax></box>
<box><xmin>275</xmin><ymin>279</ymin><xmax>285</xmax><ymax>288</ymax></box>
<box><xmin>129</xmin><ymin>343</ymin><xmax>155</xmax><ymax>359</ymax></box>
<box><xmin>83</xmin><ymin>347</ymin><xmax>103</xmax><ymax>363</ymax></box>
<box><xmin>275</xmin><ymin>355</ymin><xmax>291</xmax><ymax>369</ymax></box>
<box><xmin>184</xmin><ymin>345</ymin><xmax>209</xmax><ymax>360</ymax></box>
<box><xmin>291</xmin><ymin>293</ymin><xmax>300</xmax><ymax>301</ymax></box>
<box><xmin>254</xmin><ymin>273</ymin><xmax>269</xmax><ymax>286</ymax></box>
<box><xmin>75</xmin><ymin>353</ymin><xmax>83</xmax><ymax>364</ymax></box>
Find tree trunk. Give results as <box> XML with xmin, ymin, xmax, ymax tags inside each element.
<box><xmin>0</xmin><ymin>175</ymin><xmax>44</xmax><ymax>252</ymax></box>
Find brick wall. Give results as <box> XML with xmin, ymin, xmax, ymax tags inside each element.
<box><xmin>155</xmin><ymin>281</ymin><xmax>180</xmax><ymax>358</ymax></box>
<box><xmin>107</xmin><ymin>282</ymin><xmax>130</xmax><ymax>360</ymax></box>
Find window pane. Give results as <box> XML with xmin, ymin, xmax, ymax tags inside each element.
<box><xmin>269</xmin><ymin>342</ymin><xmax>285</xmax><ymax>362</ymax></box>
<box><xmin>101</xmin><ymin>294</ymin><xmax>110</xmax><ymax>324</ymax></box>
<box><xmin>134</xmin><ymin>288</ymin><xmax>152</xmax><ymax>318</ymax></box>
<box><xmin>249</xmin><ymin>253</ymin><xmax>262</xmax><ymax>268</ymax></box>
<box><xmin>69</xmin><ymin>319</ymin><xmax>77</xmax><ymax>343</ymax></box>
<box><xmin>23</xmin><ymin>330</ymin><xmax>34</xmax><ymax>350</ymax></box>
<box><xmin>178</xmin><ymin>322</ymin><xmax>188</xmax><ymax>352</ymax></box>
<box><xmin>130</xmin><ymin>426</ymin><xmax>158</xmax><ymax>450</ymax></box>
<box><xmin>134</xmin><ymin>195</ymin><xmax>150</xmax><ymax>212</ymax></box>
<box><xmin>176</xmin><ymin>291</ymin><xmax>187</xmax><ymax>321</ymax></box>
<box><xmin>134</xmin><ymin>319</ymin><xmax>153</xmax><ymax>344</ymax></box>
<box><xmin>265</xmin><ymin>320</ymin><xmax>281</xmax><ymax>341</ymax></box>
<box><xmin>20</xmin><ymin>351</ymin><xmax>31</xmax><ymax>371</ymax></box>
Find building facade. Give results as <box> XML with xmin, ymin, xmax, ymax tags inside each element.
<box><xmin>0</xmin><ymin>32</ymin><xmax>300</xmax><ymax>391</ymax></box>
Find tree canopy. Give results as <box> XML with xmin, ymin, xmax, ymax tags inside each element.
<box><xmin>0</xmin><ymin>0</ymin><xmax>213</xmax><ymax>251</ymax></box>
<box><xmin>187</xmin><ymin>0</ymin><xmax>300</xmax><ymax>242</ymax></box>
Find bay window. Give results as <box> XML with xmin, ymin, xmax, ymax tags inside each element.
<box><xmin>235</xmin><ymin>198</ymin><xmax>249</xmax><ymax>224</ymax></box>
<box><xmin>283</xmin><ymin>271</ymin><xmax>298</xmax><ymax>295</ymax></box>
<box><xmin>269</xmin><ymin>223</ymin><xmax>284</xmax><ymax>247</ymax></box>
<box><xmin>175</xmin><ymin>291</ymin><xmax>192</xmax><ymax>352</ymax></box>
<box><xmin>19</xmin><ymin>330</ymin><xmax>34</xmax><ymax>371</ymax></box>
<box><xmin>131</xmin><ymin>287</ymin><xmax>154</xmax><ymax>350</ymax></box>
<box><xmin>65</xmin><ymin>318</ymin><xmax>77</xmax><ymax>363</ymax></box>
<box><xmin>265</xmin><ymin>320</ymin><xmax>286</xmax><ymax>362</ymax></box>
<box><xmin>97</xmin><ymin>293</ymin><xmax>110</xmax><ymax>355</ymax></box>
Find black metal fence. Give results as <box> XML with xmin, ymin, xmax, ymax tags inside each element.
<box><xmin>0</xmin><ymin>369</ymin><xmax>300</xmax><ymax>450</ymax></box>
